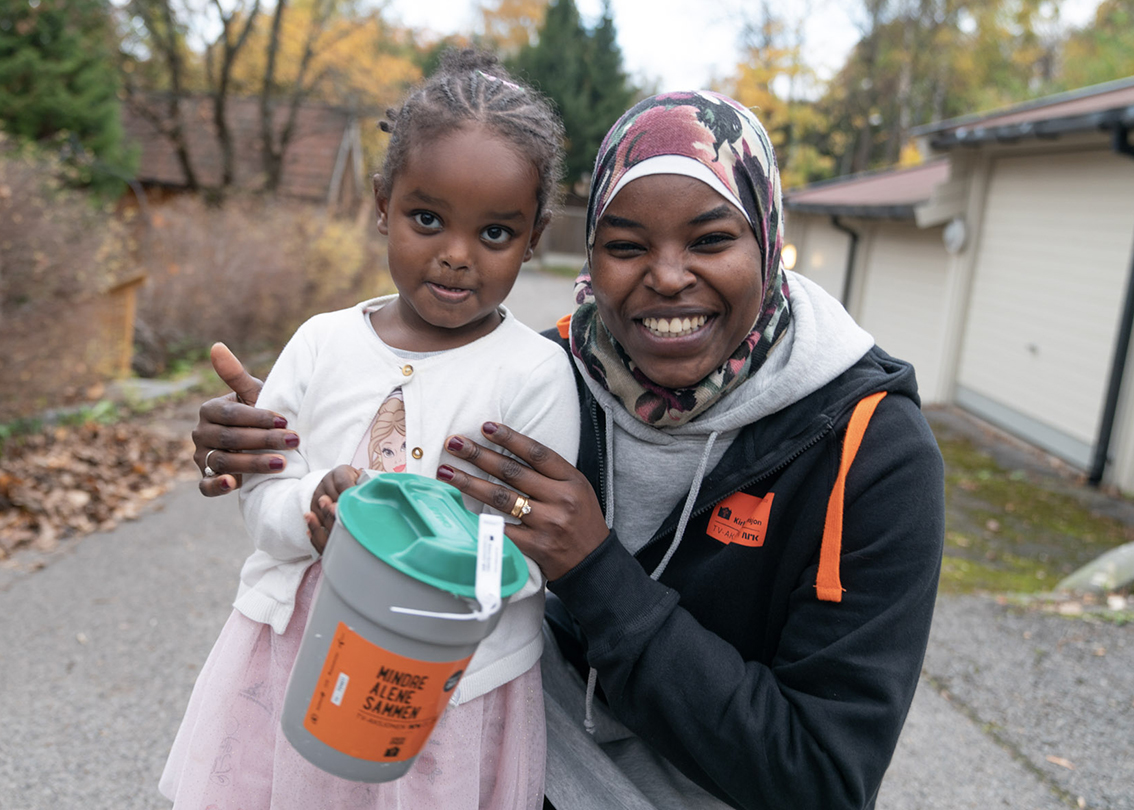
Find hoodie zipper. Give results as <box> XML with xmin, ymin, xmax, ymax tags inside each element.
<box><xmin>589</xmin><ymin>399</ymin><xmax>607</xmax><ymax>514</ymax></box>
<box><xmin>637</xmin><ymin>419</ymin><xmax>835</xmax><ymax>554</ymax></box>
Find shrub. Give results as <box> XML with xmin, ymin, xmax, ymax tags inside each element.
<box><xmin>0</xmin><ymin>134</ymin><xmax>391</xmax><ymax>418</ymax></box>
<box><xmin>132</xmin><ymin>195</ymin><xmax>391</xmax><ymax>376</ymax></box>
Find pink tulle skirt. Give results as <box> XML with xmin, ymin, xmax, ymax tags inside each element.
<box><xmin>160</xmin><ymin>563</ymin><xmax>546</xmax><ymax>810</ymax></box>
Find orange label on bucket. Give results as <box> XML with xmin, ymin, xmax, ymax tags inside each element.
<box><xmin>303</xmin><ymin>622</ymin><xmax>471</xmax><ymax>762</ymax></box>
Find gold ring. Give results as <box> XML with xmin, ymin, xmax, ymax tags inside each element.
<box><xmin>510</xmin><ymin>495</ymin><xmax>532</xmax><ymax>519</ymax></box>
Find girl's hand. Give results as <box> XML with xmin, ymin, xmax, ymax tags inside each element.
<box><xmin>305</xmin><ymin>465</ymin><xmax>362</xmax><ymax>554</ymax></box>
<box><xmin>193</xmin><ymin>343</ymin><xmax>299</xmax><ymax>497</ymax></box>
<box><xmin>438</xmin><ymin>423</ymin><xmax>608</xmax><ymax>581</ymax></box>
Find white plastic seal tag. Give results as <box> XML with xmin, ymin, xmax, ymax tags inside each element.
<box><xmin>389</xmin><ymin>513</ymin><xmax>505</xmax><ymax>622</ymax></box>
<box><xmin>473</xmin><ymin>514</ymin><xmax>504</xmax><ymax>619</ymax></box>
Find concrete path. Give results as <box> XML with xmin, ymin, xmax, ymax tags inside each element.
<box><xmin>1</xmin><ymin>268</ymin><xmax>1128</xmax><ymax>809</ymax></box>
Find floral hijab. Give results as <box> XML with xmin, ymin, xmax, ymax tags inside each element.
<box><xmin>570</xmin><ymin>91</ymin><xmax>792</xmax><ymax>428</ymax></box>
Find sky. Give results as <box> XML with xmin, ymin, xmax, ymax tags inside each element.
<box><xmin>380</xmin><ymin>0</ymin><xmax>1104</xmax><ymax>95</ymax></box>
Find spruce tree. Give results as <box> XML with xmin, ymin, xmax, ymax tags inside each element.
<box><xmin>583</xmin><ymin>3</ymin><xmax>634</xmax><ymax>173</ymax></box>
<box><xmin>510</xmin><ymin>0</ymin><xmax>635</xmax><ymax>187</ymax></box>
<box><xmin>0</xmin><ymin>0</ymin><xmax>135</xmax><ymax>194</ymax></box>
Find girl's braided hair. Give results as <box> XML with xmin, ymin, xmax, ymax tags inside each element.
<box><xmin>378</xmin><ymin>49</ymin><xmax>565</xmax><ymax>224</ymax></box>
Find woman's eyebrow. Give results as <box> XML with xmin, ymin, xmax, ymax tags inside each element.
<box><xmin>598</xmin><ymin>213</ymin><xmax>644</xmax><ymax>230</ymax></box>
<box><xmin>689</xmin><ymin>205</ymin><xmax>737</xmax><ymax>225</ymax></box>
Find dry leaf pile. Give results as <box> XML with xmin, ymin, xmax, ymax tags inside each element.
<box><xmin>0</xmin><ymin>421</ymin><xmax>195</xmax><ymax>558</ymax></box>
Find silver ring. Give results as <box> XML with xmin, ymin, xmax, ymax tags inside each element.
<box><xmin>203</xmin><ymin>449</ymin><xmax>219</xmax><ymax>478</ymax></box>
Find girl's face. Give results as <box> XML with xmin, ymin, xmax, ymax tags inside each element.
<box><xmin>375</xmin><ymin>125</ymin><xmax>544</xmax><ymax>350</ymax></box>
<box><xmin>590</xmin><ymin>174</ymin><xmax>764</xmax><ymax>389</ymax></box>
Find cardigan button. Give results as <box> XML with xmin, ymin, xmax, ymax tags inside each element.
<box><xmin>402</xmin><ymin>364</ymin><xmax>413</xmax><ymax>377</ymax></box>
<box><xmin>411</xmin><ymin>447</ymin><xmax>423</xmax><ymax>459</ymax></box>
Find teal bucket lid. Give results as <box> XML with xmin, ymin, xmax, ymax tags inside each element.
<box><xmin>336</xmin><ymin>473</ymin><xmax>529</xmax><ymax>599</ymax></box>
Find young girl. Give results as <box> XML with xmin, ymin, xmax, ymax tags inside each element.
<box><xmin>159</xmin><ymin>51</ymin><xmax>580</xmax><ymax>810</ymax></box>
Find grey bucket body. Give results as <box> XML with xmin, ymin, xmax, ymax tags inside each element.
<box><xmin>281</xmin><ymin>517</ymin><xmax>506</xmax><ymax>783</ymax></box>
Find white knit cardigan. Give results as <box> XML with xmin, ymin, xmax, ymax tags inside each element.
<box><xmin>237</xmin><ymin>296</ymin><xmax>580</xmax><ymax>704</ymax></box>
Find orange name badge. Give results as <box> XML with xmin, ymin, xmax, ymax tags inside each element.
<box><xmin>706</xmin><ymin>491</ymin><xmax>774</xmax><ymax>547</ymax></box>
<box><xmin>304</xmin><ymin>623</ymin><xmax>471</xmax><ymax>762</ymax></box>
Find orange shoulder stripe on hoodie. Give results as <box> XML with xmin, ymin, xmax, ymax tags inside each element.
<box><xmin>556</xmin><ymin>314</ymin><xmax>572</xmax><ymax>339</ymax></box>
<box><xmin>817</xmin><ymin>391</ymin><xmax>887</xmax><ymax>603</ymax></box>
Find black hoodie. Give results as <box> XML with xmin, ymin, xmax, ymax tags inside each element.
<box><xmin>546</xmin><ymin>338</ymin><xmax>946</xmax><ymax>810</ymax></box>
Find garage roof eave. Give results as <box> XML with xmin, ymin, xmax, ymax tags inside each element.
<box><xmin>922</xmin><ymin>105</ymin><xmax>1134</xmax><ymax>150</ymax></box>
<box><xmin>785</xmin><ymin>202</ymin><xmax>917</xmax><ymax>220</ymax></box>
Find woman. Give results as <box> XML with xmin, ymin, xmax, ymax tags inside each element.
<box><xmin>192</xmin><ymin>91</ymin><xmax>944</xmax><ymax>810</ymax></box>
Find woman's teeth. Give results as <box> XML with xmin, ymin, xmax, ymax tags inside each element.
<box><xmin>641</xmin><ymin>315</ymin><xmax>707</xmax><ymax>338</ymax></box>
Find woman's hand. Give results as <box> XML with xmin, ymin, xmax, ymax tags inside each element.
<box><xmin>304</xmin><ymin>465</ymin><xmax>362</xmax><ymax>554</ymax></box>
<box><xmin>193</xmin><ymin>343</ymin><xmax>299</xmax><ymax>497</ymax></box>
<box><xmin>438</xmin><ymin>422</ymin><xmax>609</xmax><ymax>581</ymax></box>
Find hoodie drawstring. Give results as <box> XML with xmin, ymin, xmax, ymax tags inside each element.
<box><xmin>649</xmin><ymin>431</ymin><xmax>719</xmax><ymax>581</ymax></box>
<box><xmin>583</xmin><ymin>422</ymin><xmax>720</xmax><ymax>735</ymax></box>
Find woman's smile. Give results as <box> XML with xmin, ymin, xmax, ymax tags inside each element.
<box><xmin>638</xmin><ymin>314</ymin><xmax>711</xmax><ymax>338</ymax></box>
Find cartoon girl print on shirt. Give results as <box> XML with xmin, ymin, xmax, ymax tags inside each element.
<box><xmin>351</xmin><ymin>389</ymin><xmax>406</xmax><ymax>472</ymax></box>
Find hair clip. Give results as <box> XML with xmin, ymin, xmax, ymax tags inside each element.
<box><xmin>476</xmin><ymin>70</ymin><xmax>522</xmax><ymax>92</ymax></box>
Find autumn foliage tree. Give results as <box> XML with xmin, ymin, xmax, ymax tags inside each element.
<box><xmin>727</xmin><ymin>2</ymin><xmax>834</xmax><ymax>189</ymax></box>
<box><xmin>781</xmin><ymin>0</ymin><xmax>1082</xmax><ymax>178</ymax></box>
<box><xmin>228</xmin><ymin>0</ymin><xmax>420</xmax><ymax>189</ymax></box>
<box><xmin>1056</xmin><ymin>0</ymin><xmax>1134</xmax><ymax>90</ymax></box>
<box><xmin>478</xmin><ymin>0</ymin><xmax>547</xmax><ymax>55</ymax></box>
<box><xmin>119</xmin><ymin>0</ymin><xmax>419</xmax><ymax>199</ymax></box>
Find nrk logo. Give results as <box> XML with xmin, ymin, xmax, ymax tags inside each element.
<box><xmin>707</xmin><ymin>492</ymin><xmax>774</xmax><ymax>547</ymax></box>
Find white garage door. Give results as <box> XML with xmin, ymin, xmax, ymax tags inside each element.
<box><xmin>857</xmin><ymin>223</ymin><xmax>950</xmax><ymax>404</ymax></box>
<box><xmin>955</xmin><ymin>149</ymin><xmax>1134</xmax><ymax>467</ymax></box>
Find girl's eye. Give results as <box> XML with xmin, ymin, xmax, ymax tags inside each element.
<box><xmin>412</xmin><ymin>211</ymin><xmax>441</xmax><ymax>230</ymax></box>
<box><xmin>482</xmin><ymin>225</ymin><xmax>513</xmax><ymax>244</ymax></box>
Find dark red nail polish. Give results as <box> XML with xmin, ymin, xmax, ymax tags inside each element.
<box><xmin>219</xmin><ymin>478</ymin><xmax>232</xmax><ymax>492</ymax></box>
<box><xmin>274</xmin><ymin>417</ymin><xmax>288</xmax><ymax>429</ymax></box>
<box><xmin>269</xmin><ymin>457</ymin><xmax>285</xmax><ymax>471</ymax></box>
<box><xmin>285</xmin><ymin>434</ymin><xmax>300</xmax><ymax>448</ymax></box>
<box><xmin>482</xmin><ymin>422</ymin><xmax>499</xmax><ymax>435</ymax></box>
<box><xmin>447</xmin><ymin>436</ymin><xmax>465</xmax><ymax>452</ymax></box>
<box><xmin>437</xmin><ymin>465</ymin><xmax>455</xmax><ymax>482</ymax></box>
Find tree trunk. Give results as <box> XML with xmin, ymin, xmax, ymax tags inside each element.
<box><xmin>259</xmin><ymin>0</ymin><xmax>287</xmax><ymax>191</ymax></box>
<box><xmin>152</xmin><ymin>0</ymin><xmax>199</xmax><ymax>191</ymax></box>
<box><xmin>888</xmin><ymin>12</ymin><xmax>915</xmax><ymax>164</ymax></box>
<box><xmin>209</xmin><ymin>0</ymin><xmax>261</xmax><ymax>196</ymax></box>
<box><xmin>261</xmin><ymin>0</ymin><xmax>330</xmax><ymax>194</ymax></box>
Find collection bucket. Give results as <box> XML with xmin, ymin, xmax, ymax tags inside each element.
<box><xmin>281</xmin><ymin>473</ymin><xmax>529</xmax><ymax>783</ymax></box>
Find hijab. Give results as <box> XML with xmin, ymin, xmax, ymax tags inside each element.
<box><xmin>570</xmin><ymin>91</ymin><xmax>792</xmax><ymax>428</ymax></box>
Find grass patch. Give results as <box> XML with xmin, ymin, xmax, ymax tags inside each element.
<box><xmin>936</xmin><ymin>433</ymin><xmax>1134</xmax><ymax>595</ymax></box>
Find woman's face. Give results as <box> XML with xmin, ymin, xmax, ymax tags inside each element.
<box><xmin>590</xmin><ymin>174</ymin><xmax>764</xmax><ymax>389</ymax></box>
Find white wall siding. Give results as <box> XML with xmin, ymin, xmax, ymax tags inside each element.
<box><xmin>956</xmin><ymin>149</ymin><xmax>1134</xmax><ymax>467</ymax></box>
<box><xmin>856</xmin><ymin>223</ymin><xmax>951</xmax><ymax>404</ymax></box>
<box><xmin>789</xmin><ymin>214</ymin><xmax>851</xmax><ymax>301</ymax></box>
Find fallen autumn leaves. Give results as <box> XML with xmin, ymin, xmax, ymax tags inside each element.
<box><xmin>0</xmin><ymin>420</ymin><xmax>195</xmax><ymax>560</ymax></box>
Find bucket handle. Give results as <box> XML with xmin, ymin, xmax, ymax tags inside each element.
<box><xmin>389</xmin><ymin>514</ymin><xmax>506</xmax><ymax>623</ymax></box>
